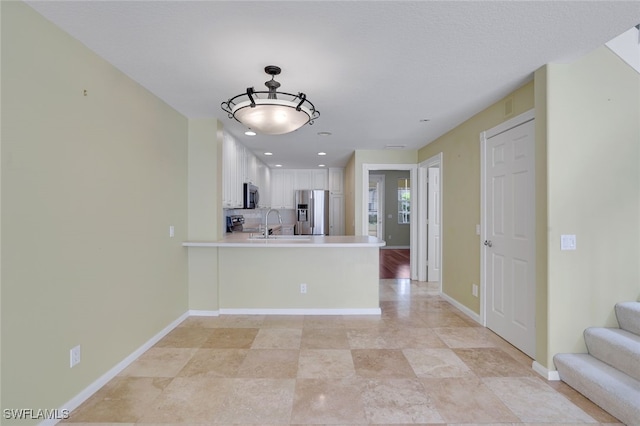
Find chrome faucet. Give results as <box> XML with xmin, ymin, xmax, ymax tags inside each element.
<box><xmin>264</xmin><ymin>208</ymin><xmax>282</xmax><ymax>238</ymax></box>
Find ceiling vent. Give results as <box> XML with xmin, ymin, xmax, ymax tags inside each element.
<box><xmin>384</xmin><ymin>145</ymin><xmax>406</xmax><ymax>150</ymax></box>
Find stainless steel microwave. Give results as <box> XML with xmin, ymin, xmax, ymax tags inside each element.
<box><xmin>243</xmin><ymin>183</ymin><xmax>259</xmax><ymax>209</ymax></box>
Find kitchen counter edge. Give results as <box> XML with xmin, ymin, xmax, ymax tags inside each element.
<box><xmin>182</xmin><ymin>235</ymin><xmax>386</xmax><ymax>248</ymax></box>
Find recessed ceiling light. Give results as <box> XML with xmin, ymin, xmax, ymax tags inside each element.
<box><xmin>245</xmin><ymin>130</ymin><xmax>257</xmax><ymax>136</ymax></box>
<box><xmin>264</xmin><ymin>152</ymin><xmax>273</xmax><ymax>156</ymax></box>
<box><xmin>275</xmin><ymin>164</ymin><xmax>283</xmax><ymax>168</ymax></box>
<box><xmin>317</xmin><ymin>131</ymin><xmax>332</xmax><ymax>136</ymax></box>
<box><xmin>317</xmin><ymin>152</ymin><xmax>327</xmax><ymax>156</ymax></box>
<box><xmin>318</xmin><ymin>164</ymin><xmax>326</xmax><ymax>167</ymax></box>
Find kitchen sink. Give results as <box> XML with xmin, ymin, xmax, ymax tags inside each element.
<box><xmin>248</xmin><ymin>235</ymin><xmax>312</xmax><ymax>241</ymax></box>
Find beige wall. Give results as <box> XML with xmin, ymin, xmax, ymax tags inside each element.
<box><xmin>418</xmin><ymin>81</ymin><xmax>535</xmax><ymax>314</ymax></box>
<box><xmin>545</xmin><ymin>47</ymin><xmax>640</xmax><ymax>367</ymax></box>
<box><xmin>2</xmin><ymin>1</ymin><xmax>188</xmax><ymax>417</ymax></box>
<box><xmin>353</xmin><ymin>150</ymin><xmax>418</xmax><ymax>236</ymax></box>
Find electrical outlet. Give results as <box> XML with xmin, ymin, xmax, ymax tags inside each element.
<box><xmin>70</xmin><ymin>345</ymin><xmax>81</xmax><ymax>368</ymax></box>
<box><xmin>300</xmin><ymin>283</ymin><xmax>307</xmax><ymax>294</ymax></box>
<box><xmin>472</xmin><ymin>284</ymin><xmax>479</xmax><ymax>297</ymax></box>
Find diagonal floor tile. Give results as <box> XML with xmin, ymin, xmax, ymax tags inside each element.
<box><xmin>483</xmin><ymin>376</ymin><xmax>597</xmax><ymax>423</ymax></box>
<box><xmin>352</xmin><ymin>349</ymin><xmax>416</xmax><ymax>378</ymax></box>
<box><xmin>201</xmin><ymin>328</ymin><xmax>259</xmax><ymax>349</ymax></box>
<box><xmin>453</xmin><ymin>347</ymin><xmax>536</xmax><ymax>377</ymax></box>
<box><xmin>251</xmin><ymin>328</ymin><xmax>302</xmax><ymax>349</ymax></box>
<box><xmin>360</xmin><ymin>378</ymin><xmax>443</xmax><ymax>424</ymax></box>
<box><xmin>297</xmin><ymin>349</ymin><xmax>356</xmax><ymax>379</ymax></box>
<box><xmin>118</xmin><ymin>347</ymin><xmax>197</xmax><ymax>378</ymax></box>
<box><xmin>213</xmin><ymin>378</ymin><xmax>296</xmax><ymax>424</ymax></box>
<box><xmin>403</xmin><ymin>348</ymin><xmax>475</xmax><ymax>378</ymax></box>
<box><xmin>176</xmin><ymin>348</ymin><xmax>248</xmax><ymax>378</ymax></box>
<box><xmin>290</xmin><ymin>378</ymin><xmax>367</xmax><ymax>424</ymax></box>
<box><xmin>421</xmin><ymin>377</ymin><xmax>520</xmax><ymax>423</ymax></box>
<box><xmin>237</xmin><ymin>349</ymin><xmax>299</xmax><ymax>378</ymax></box>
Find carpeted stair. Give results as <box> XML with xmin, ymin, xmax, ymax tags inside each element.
<box><xmin>554</xmin><ymin>302</ymin><xmax>640</xmax><ymax>425</ymax></box>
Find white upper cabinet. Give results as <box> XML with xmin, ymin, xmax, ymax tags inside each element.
<box><xmin>313</xmin><ymin>169</ymin><xmax>328</xmax><ymax>190</ymax></box>
<box><xmin>293</xmin><ymin>170</ymin><xmax>312</xmax><ymax>190</ymax></box>
<box><xmin>222</xmin><ymin>132</ymin><xmax>269</xmax><ymax>209</ymax></box>
<box><xmin>271</xmin><ymin>169</ymin><xmax>295</xmax><ymax>209</ymax></box>
<box><xmin>329</xmin><ymin>167</ymin><xmax>344</xmax><ymax>194</ymax></box>
<box><xmin>222</xmin><ymin>132</ymin><xmax>240</xmax><ymax>208</ymax></box>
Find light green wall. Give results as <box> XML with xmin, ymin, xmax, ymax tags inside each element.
<box><xmin>187</xmin><ymin>119</ymin><xmax>222</xmax><ymax>311</ymax></box>
<box><xmin>353</xmin><ymin>150</ymin><xmax>418</xmax><ymax>236</ymax></box>
<box><xmin>545</xmin><ymin>47</ymin><xmax>640</xmax><ymax>368</ymax></box>
<box><xmin>533</xmin><ymin>66</ymin><xmax>549</xmax><ymax>367</ymax></box>
<box><xmin>218</xmin><ymin>247</ymin><xmax>379</xmax><ymax>309</ymax></box>
<box><xmin>1</xmin><ymin>1</ymin><xmax>188</xmax><ymax>417</ymax></box>
<box><xmin>344</xmin><ymin>153</ymin><xmax>356</xmax><ymax>235</ymax></box>
<box><xmin>418</xmin><ymin>81</ymin><xmax>535</xmax><ymax>314</ymax></box>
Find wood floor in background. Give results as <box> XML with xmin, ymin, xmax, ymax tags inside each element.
<box><xmin>379</xmin><ymin>248</ymin><xmax>410</xmax><ymax>279</ymax></box>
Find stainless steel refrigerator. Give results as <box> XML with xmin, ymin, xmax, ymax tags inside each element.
<box><xmin>295</xmin><ymin>190</ymin><xmax>330</xmax><ymax>235</ymax></box>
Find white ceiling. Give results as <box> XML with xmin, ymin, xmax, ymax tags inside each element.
<box><xmin>26</xmin><ymin>1</ymin><xmax>640</xmax><ymax>168</ymax></box>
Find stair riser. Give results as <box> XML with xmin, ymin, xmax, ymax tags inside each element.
<box><xmin>615</xmin><ymin>302</ymin><xmax>640</xmax><ymax>335</ymax></box>
<box><xmin>584</xmin><ymin>328</ymin><xmax>640</xmax><ymax>382</ymax></box>
<box><xmin>554</xmin><ymin>353</ymin><xmax>640</xmax><ymax>426</ymax></box>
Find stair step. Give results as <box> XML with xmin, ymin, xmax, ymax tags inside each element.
<box><xmin>554</xmin><ymin>353</ymin><xmax>640</xmax><ymax>426</ymax></box>
<box><xmin>585</xmin><ymin>327</ymin><xmax>640</xmax><ymax>382</ymax></box>
<box><xmin>615</xmin><ymin>302</ymin><xmax>640</xmax><ymax>335</ymax></box>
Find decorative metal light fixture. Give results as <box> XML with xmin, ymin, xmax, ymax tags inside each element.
<box><xmin>221</xmin><ymin>65</ymin><xmax>320</xmax><ymax>135</ymax></box>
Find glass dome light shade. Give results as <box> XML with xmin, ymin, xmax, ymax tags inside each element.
<box><xmin>232</xmin><ymin>99</ymin><xmax>312</xmax><ymax>135</ymax></box>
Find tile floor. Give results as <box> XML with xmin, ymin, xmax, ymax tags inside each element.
<box><xmin>61</xmin><ymin>279</ymin><xmax>623</xmax><ymax>425</ymax></box>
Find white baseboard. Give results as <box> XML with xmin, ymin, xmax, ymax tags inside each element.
<box><xmin>439</xmin><ymin>291</ymin><xmax>482</xmax><ymax>325</ymax></box>
<box><xmin>188</xmin><ymin>309</ymin><xmax>220</xmax><ymax>316</ymax></box>
<box><xmin>219</xmin><ymin>308</ymin><xmax>382</xmax><ymax>316</ymax></box>
<box><xmin>43</xmin><ymin>312</ymin><xmax>189</xmax><ymax>426</ymax></box>
<box><xmin>533</xmin><ymin>360</ymin><xmax>561</xmax><ymax>381</ymax></box>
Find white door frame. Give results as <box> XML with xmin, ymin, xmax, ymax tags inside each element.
<box><xmin>480</xmin><ymin>109</ymin><xmax>535</xmax><ymax>327</ymax></box>
<box><xmin>368</xmin><ymin>174</ymin><xmax>385</xmax><ymax>239</ymax></box>
<box><xmin>418</xmin><ymin>153</ymin><xmax>443</xmax><ymax>287</ymax></box>
<box><xmin>362</xmin><ymin>163</ymin><xmax>418</xmax><ymax>280</ymax></box>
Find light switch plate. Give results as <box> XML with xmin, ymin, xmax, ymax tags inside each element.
<box><xmin>561</xmin><ymin>234</ymin><xmax>576</xmax><ymax>250</ymax></box>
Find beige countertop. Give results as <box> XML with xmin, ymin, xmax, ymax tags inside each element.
<box><xmin>183</xmin><ymin>234</ymin><xmax>386</xmax><ymax>248</ymax></box>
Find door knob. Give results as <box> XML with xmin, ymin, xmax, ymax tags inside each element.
<box><xmin>484</xmin><ymin>240</ymin><xmax>493</xmax><ymax>247</ymax></box>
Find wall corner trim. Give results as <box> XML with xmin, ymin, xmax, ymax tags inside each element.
<box><xmin>533</xmin><ymin>360</ymin><xmax>561</xmax><ymax>381</ymax></box>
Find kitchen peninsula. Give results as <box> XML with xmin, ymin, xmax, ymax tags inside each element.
<box><xmin>183</xmin><ymin>235</ymin><xmax>385</xmax><ymax>315</ymax></box>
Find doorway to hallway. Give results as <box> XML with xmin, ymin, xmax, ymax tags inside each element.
<box><xmin>379</xmin><ymin>248</ymin><xmax>410</xmax><ymax>279</ymax></box>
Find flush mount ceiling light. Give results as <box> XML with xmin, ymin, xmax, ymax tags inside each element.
<box><xmin>221</xmin><ymin>65</ymin><xmax>320</xmax><ymax>135</ymax></box>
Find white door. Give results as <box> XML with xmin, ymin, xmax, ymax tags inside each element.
<box><xmin>427</xmin><ymin>167</ymin><xmax>441</xmax><ymax>281</ymax></box>
<box><xmin>483</xmin><ymin>117</ymin><xmax>536</xmax><ymax>358</ymax></box>
<box><xmin>368</xmin><ymin>174</ymin><xmax>384</xmax><ymax>238</ymax></box>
